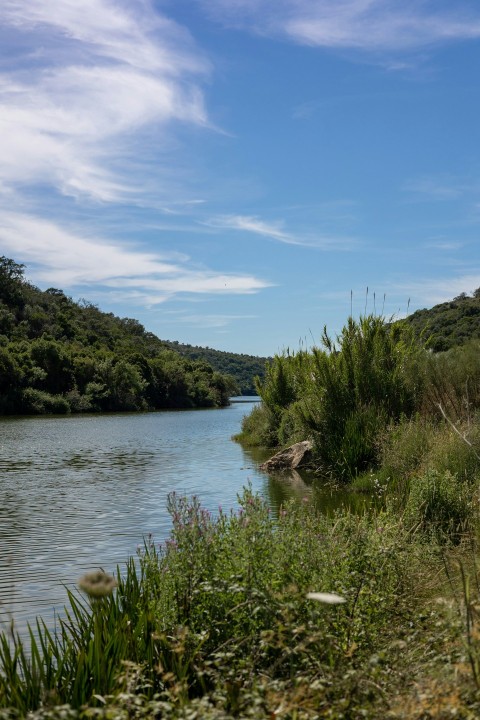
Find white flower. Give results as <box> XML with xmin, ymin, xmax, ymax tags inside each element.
<box><xmin>306</xmin><ymin>592</ymin><xmax>346</xmax><ymax>604</ymax></box>
<box><xmin>78</xmin><ymin>569</ymin><xmax>117</xmax><ymax>598</ymax></box>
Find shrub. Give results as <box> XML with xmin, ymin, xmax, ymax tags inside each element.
<box><xmin>294</xmin><ymin>316</ymin><xmax>420</xmax><ymax>478</ymax></box>
<box><xmin>421</xmin><ymin>419</ymin><xmax>480</xmax><ymax>482</ymax></box>
<box><xmin>405</xmin><ymin>469</ymin><xmax>475</xmax><ymax>542</ymax></box>
<box><xmin>234</xmin><ymin>403</ymin><xmax>279</xmax><ymax>447</ymax></box>
<box><xmin>377</xmin><ymin>416</ymin><xmax>435</xmax><ymax>482</ymax></box>
<box><xmin>21</xmin><ymin>388</ymin><xmax>70</xmax><ymax>414</ymax></box>
<box><xmin>419</xmin><ymin>340</ymin><xmax>480</xmax><ymax>421</ymax></box>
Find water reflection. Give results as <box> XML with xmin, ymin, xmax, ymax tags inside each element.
<box><xmin>0</xmin><ymin>405</ymin><xmax>267</xmax><ymax>633</ymax></box>
<box><xmin>265</xmin><ymin>469</ymin><xmax>371</xmax><ymax>516</ymax></box>
<box><xmin>0</xmin><ymin>404</ymin><xmax>366</xmax><ymax>635</ymax></box>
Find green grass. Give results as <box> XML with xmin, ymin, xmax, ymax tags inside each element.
<box><xmin>4</xmin><ymin>486</ymin><xmax>480</xmax><ymax>719</ymax></box>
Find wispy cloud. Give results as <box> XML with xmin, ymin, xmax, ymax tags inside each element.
<box><xmin>199</xmin><ymin>0</ymin><xmax>480</xmax><ymax>55</ymax></box>
<box><xmin>163</xmin><ymin>313</ymin><xmax>257</xmax><ymax>329</ymax></box>
<box><xmin>0</xmin><ymin>212</ymin><xmax>271</xmax><ymax>303</ymax></box>
<box><xmin>425</xmin><ymin>240</ymin><xmax>463</xmax><ymax>251</ymax></box>
<box><xmin>0</xmin><ymin>0</ymin><xmax>210</xmax><ymax>202</ymax></box>
<box><xmin>403</xmin><ymin>175</ymin><xmax>475</xmax><ymax>200</ymax></box>
<box><xmin>203</xmin><ymin>214</ymin><xmax>357</xmax><ymax>249</ymax></box>
<box><xmin>394</xmin><ymin>273</ymin><xmax>480</xmax><ymax>307</ymax></box>
<box><xmin>205</xmin><ymin>214</ymin><xmax>295</xmax><ymax>243</ymax></box>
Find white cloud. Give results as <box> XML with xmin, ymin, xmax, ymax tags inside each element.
<box><xmin>204</xmin><ymin>214</ymin><xmax>357</xmax><ymax>249</ymax></box>
<box><xmin>199</xmin><ymin>0</ymin><xmax>480</xmax><ymax>54</ymax></box>
<box><xmin>403</xmin><ymin>176</ymin><xmax>474</xmax><ymax>200</ymax></box>
<box><xmin>0</xmin><ymin>211</ymin><xmax>271</xmax><ymax>302</ymax></box>
<box><xmin>425</xmin><ymin>240</ymin><xmax>463</xmax><ymax>251</ymax></box>
<box><xmin>205</xmin><ymin>214</ymin><xmax>295</xmax><ymax>243</ymax></box>
<box><xmin>0</xmin><ymin>0</ymin><xmax>210</xmax><ymax>202</ymax></box>
<box><xmin>2</xmin><ymin>0</ymin><xmax>206</xmax><ymax>74</ymax></box>
<box><xmin>394</xmin><ymin>273</ymin><xmax>480</xmax><ymax>307</ymax></box>
<box><xmin>165</xmin><ymin>313</ymin><xmax>257</xmax><ymax>329</ymax></box>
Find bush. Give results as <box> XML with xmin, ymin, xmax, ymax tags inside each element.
<box><xmin>419</xmin><ymin>340</ymin><xmax>480</xmax><ymax>421</ymax></box>
<box><xmin>377</xmin><ymin>416</ymin><xmax>435</xmax><ymax>482</ymax></box>
<box><xmin>405</xmin><ymin>469</ymin><xmax>475</xmax><ymax>542</ymax></box>
<box><xmin>21</xmin><ymin>388</ymin><xmax>70</xmax><ymax>414</ymax></box>
<box><xmin>255</xmin><ymin>316</ymin><xmax>422</xmax><ymax>478</ymax></box>
<box><xmin>234</xmin><ymin>403</ymin><xmax>279</xmax><ymax>447</ymax></box>
<box><xmin>421</xmin><ymin>419</ymin><xmax>480</xmax><ymax>482</ymax></box>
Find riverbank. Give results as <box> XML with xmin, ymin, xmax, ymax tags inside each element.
<box><xmin>2</xmin><ymin>485</ymin><xmax>480</xmax><ymax>718</ymax></box>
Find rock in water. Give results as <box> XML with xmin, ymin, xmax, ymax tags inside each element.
<box><xmin>260</xmin><ymin>440</ymin><xmax>313</xmax><ymax>472</ymax></box>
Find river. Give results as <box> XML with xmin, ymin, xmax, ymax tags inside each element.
<box><xmin>0</xmin><ymin>399</ymin><xmax>358</xmax><ymax>636</ymax></box>
<box><xmin>0</xmin><ymin>400</ymin><xmax>267</xmax><ymax>632</ymax></box>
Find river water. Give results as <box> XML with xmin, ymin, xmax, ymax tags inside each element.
<box><xmin>0</xmin><ymin>400</ymin><xmax>271</xmax><ymax>633</ymax></box>
<box><xmin>0</xmin><ymin>399</ymin><xmax>357</xmax><ymax>635</ymax></box>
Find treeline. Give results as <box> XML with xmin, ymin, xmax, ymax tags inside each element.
<box><xmin>238</xmin><ymin>308</ymin><xmax>480</xmax><ymax>481</ymax></box>
<box><xmin>164</xmin><ymin>340</ymin><xmax>268</xmax><ymax>395</ymax></box>
<box><xmin>0</xmin><ymin>257</ymin><xmax>238</xmax><ymax>415</ymax></box>
<box><xmin>405</xmin><ymin>288</ymin><xmax>480</xmax><ymax>351</ymax></box>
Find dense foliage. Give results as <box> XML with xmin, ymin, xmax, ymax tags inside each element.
<box><xmin>404</xmin><ymin>289</ymin><xmax>480</xmax><ymax>351</ymax></box>
<box><xmin>164</xmin><ymin>341</ymin><xmax>268</xmax><ymax>396</ymax></box>
<box><xmin>0</xmin><ymin>257</ymin><xmax>238</xmax><ymax>414</ymax></box>
<box><xmin>238</xmin><ymin>298</ymin><xmax>480</xmax><ymax>480</ymax></box>
<box><xmin>238</xmin><ymin>315</ymin><xmax>423</xmax><ymax>479</ymax></box>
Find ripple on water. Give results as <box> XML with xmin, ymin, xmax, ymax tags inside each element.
<box><xmin>0</xmin><ymin>404</ymin><xmax>268</xmax><ymax>635</ymax></box>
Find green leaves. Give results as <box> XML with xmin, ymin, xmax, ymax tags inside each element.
<box><xmin>249</xmin><ymin>314</ymin><xmax>420</xmax><ymax>478</ymax></box>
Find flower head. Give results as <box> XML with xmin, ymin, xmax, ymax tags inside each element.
<box><xmin>78</xmin><ymin>570</ymin><xmax>117</xmax><ymax>599</ymax></box>
<box><xmin>306</xmin><ymin>592</ymin><xmax>346</xmax><ymax>605</ymax></box>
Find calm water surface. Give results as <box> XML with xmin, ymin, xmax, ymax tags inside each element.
<box><xmin>0</xmin><ymin>400</ymin><xmax>356</xmax><ymax>634</ymax></box>
<box><xmin>0</xmin><ymin>401</ymin><xmax>269</xmax><ymax>632</ymax></box>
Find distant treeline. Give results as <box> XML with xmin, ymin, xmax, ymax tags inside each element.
<box><xmin>163</xmin><ymin>341</ymin><xmax>269</xmax><ymax>396</ymax></box>
<box><xmin>404</xmin><ymin>289</ymin><xmax>480</xmax><ymax>351</ymax></box>
<box><xmin>0</xmin><ymin>256</ymin><xmax>242</xmax><ymax>415</ymax></box>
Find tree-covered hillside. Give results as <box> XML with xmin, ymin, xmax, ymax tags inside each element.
<box><xmin>0</xmin><ymin>257</ymin><xmax>239</xmax><ymax>415</ymax></box>
<box><xmin>404</xmin><ymin>289</ymin><xmax>480</xmax><ymax>351</ymax></box>
<box><xmin>164</xmin><ymin>341</ymin><xmax>268</xmax><ymax>395</ymax></box>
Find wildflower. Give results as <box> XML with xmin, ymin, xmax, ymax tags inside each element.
<box><xmin>78</xmin><ymin>570</ymin><xmax>117</xmax><ymax>599</ymax></box>
<box><xmin>306</xmin><ymin>592</ymin><xmax>346</xmax><ymax>605</ymax></box>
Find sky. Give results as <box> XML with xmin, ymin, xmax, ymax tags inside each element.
<box><xmin>1</xmin><ymin>0</ymin><xmax>480</xmax><ymax>357</ymax></box>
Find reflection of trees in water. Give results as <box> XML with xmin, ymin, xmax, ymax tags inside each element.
<box><xmin>265</xmin><ymin>469</ymin><xmax>371</xmax><ymax>518</ymax></box>
<box><xmin>265</xmin><ymin>471</ymin><xmax>312</xmax><ymax>516</ymax></box>
<box><xmin>64</xmin><ymin>447</ymin><xmax>156</xmax><ymax>483</ymax></box>
<box><xmin>0</xmin><ymin>495</ymin><xmax>27</xmax><ymax>540</ymax></box>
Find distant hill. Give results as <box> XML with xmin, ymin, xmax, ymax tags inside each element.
<box><xmin>0</xmin><ymin>256</ymin><xmax>241</xmax><ymax>415</ymax></box>
<box><xmin>404</xmin><ymin>289</ymin><xmax>480</xmax><ymax>351</ymax></box>
<box><xmin>163</xmin><ymin>341</ymin><xmax>269</xmax><ymax>396</ymax></box>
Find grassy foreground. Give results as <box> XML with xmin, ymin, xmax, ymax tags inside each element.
<box><xmin>3</xmin><ymin>312</ymin><xmax>480</xmax><ymax>718</ymax></box>
<box><xmin>2</xmin><ymin>484</ymin><xmax>480</xmax><ymax>719</ymax></box>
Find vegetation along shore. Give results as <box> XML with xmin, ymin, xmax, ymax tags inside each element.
<box><xmin>4</xmin><ymin>277</ymin><xmax>480</xmax><ymax>716</ymax></box>
<box><xmin>0</xmin><ymin>257</ymin><xmax>267</xmax><ymax>415</ymax></box>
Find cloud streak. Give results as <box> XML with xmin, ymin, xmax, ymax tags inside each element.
<box><xmin>199</xmin><ymin>0</ymin><xmax>480</xmax><ymax>54</ymax></box>
<box><xmin>0</xmin><ymin>212</ymin><xmax>271</xmax><ymax>303</ymax></box>
<box><xmin>0</xmin><ymin>0</ymin><xmax>210</xmax><ymax>202</ymax></box>
<box><xmin>394</xmin><ymin>273</ymin><xmax>480</xmax><ymax>307</ymax></box>
<box><xmin>205</xmin><ymin>214</ymin><xmax>296</xmax><ymax>243</ymax></box>
<box><xmin>204</xmin><ymin>214</ymin><xmax>357</xmax><ymax>249</ymax></box>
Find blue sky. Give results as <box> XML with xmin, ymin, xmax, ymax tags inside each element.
<box><xmin>1</xmin><ymin>0</ymin><xmax>480</xmax><ymax>356</ymax></box>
